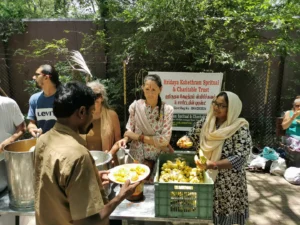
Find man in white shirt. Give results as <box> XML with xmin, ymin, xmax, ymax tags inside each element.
<box><xmin>0</xmin><ymin>95</ymin><xmax>26</xmax><ymax>151</ymax></box>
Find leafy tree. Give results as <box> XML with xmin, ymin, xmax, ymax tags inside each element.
<box><xmin>95</xmin><ymin>0</ymin><xmax>300</xmax><ymax>144</ymax></box>
<box><xmin>0</xmin><ymin>1</ymin><xmax>25</xmax><ymax>96</ymax></box>
<box><xmin>110</xmin><ymin>0</ymin><xmax>300</xmax><ymax>71</ymax></box>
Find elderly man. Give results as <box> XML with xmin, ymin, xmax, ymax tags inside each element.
<box><xmin>0</xmin><ymin>95</ymin><xmax>26</xmax><ymax>151</ymax></box>
<box><xmin>27</xmin><ymin>64</ymin><xmax>60</xmax><ymax>137</ymax></box>
<box><xmin>34</xmin><ymin>81</ymin><xmax>139</xmax><ymax>225</ymax></box>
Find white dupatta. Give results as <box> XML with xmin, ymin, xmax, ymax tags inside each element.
<box><xmin>126</xmin><ymin>100</ymin><xmax>166</xmax><ymax>148</ymax></box>
<box><xmin>199</xmin><ymin>92</ymin><xmax>249</xmax><ymax>181</ymax></box>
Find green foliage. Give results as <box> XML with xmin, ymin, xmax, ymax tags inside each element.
<box><xmin>98</xmin><ymin>77</ymin><xmax>123</xmax><ymax>110</ymax></box>
<box><xmin>23</xmin><ymin>80</ymin><xmax>40</xmax><ymax>96</ymax></box>
<box><xmin>15</xmin><ymin>38</ymin><xmax>72</xmax><ymax>95</ymax></box>
<box><xmin>10</xmin><ymin>0</ymin><xmax>99</xmax><ymax>19</ymax></box>
<box><xmin>103</xmin><ymin>0</ymin><xmax>300</xmax><ymax>74</ymax></box>
<box><xmin>15</xmin><ymin>38</ymin><xmax>69</xmax><ymax>59</ymax></box>
<box><xmin>0</xmin><ymin>1</ymin><xmax>25</xmax><ymax>45</ymax></box>
<box><xmin>96</xmin><ymin>0</ymin><xmax>300</xmax><ymax>132</ymax></box>
<box><xmin>79</xmin><ymin>29</ymin><xmax>108</xmax><ymax>54</ymax></box>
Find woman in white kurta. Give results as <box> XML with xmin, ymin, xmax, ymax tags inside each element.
<box><xmin>119</xmin><ymin>74</ymin><xmax>174</xmax><ymax>182</ymax></box>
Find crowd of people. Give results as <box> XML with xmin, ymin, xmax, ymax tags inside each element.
<box><xmin>0</xmin><ymin>63</ymin><xmax>298</xmax><ymax>225</ymax></box>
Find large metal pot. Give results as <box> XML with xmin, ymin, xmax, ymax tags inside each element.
<box><xmin>4</xmin><ymin>138</ymin><xmax>36</xmax><ymax>211</ymax></box>
<box><xmin>0</xmin><ymin>152</ymin><xmax>8</xmax><ymax>193</ymax></box>
<box><xmin>90</xmin><ymin>151</ymin><xmax>112</xmax><ymax>196</ymax></box>
<box><xmin>90</xmin><ymin>151</ymin><xmax>112</xmax><ymax>171</ymax></box>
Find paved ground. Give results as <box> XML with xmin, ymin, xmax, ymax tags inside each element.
<box><xmin>247</xmin><ymin>171</ymin><xmax>300</xmax><ymax>225</ymax></box>
<box><xmin>2</xmin><ymin>171</ymin><xmax>299</xmax><ymax>225</ymax></box>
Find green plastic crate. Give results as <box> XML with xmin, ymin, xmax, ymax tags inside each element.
<box><xmin>154</xmin><ymin>153</ymin><xmax>214</xmax><ymax>219</ymax></box>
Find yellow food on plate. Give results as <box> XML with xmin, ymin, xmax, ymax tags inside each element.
<box><xmin>116</xmin><ymin>176</ymin><xmax>127</xmax><ymax>183</ymax></box>
<box><xmin>113</xmin><ymin>165</ymin><xmax>146</xmax><ymax>183</ymax></box>
<box><xmin>135</xmin><ymin>165</ymin><xmax>146</xmax><ymax>175</ymax></box>
<box><xmin>131</xmin><ymin>172</ymin><xmax>139</xmax><ymax>181</ymax></box>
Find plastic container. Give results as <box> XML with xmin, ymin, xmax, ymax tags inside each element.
<box><xmin>154</xmin><ymin>153</ymin><xmax>214</xmax><ymax>219</ymax></box>
<box><xmin>126</xmin><ymin>182</ymin><xmax>144</xmax><ymax>201</ymax></box>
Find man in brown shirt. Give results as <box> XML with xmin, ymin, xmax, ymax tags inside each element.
<box><xmin>34</xmin><ymin>81</ymin><xmax>139</xmax><ymax>225</ymax></box>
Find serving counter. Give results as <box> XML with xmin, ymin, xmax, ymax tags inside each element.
<box><xmin>0</xmin><ymin>184</ymin><xmax>213</xmax><ymax>225</ymax></box>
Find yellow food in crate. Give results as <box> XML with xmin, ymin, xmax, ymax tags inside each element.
<box><xmin>113</xmin><ymin>165</ymin><xmax>146</xmax><ymax>182</ymax></box>
<box><xmin>159</xmin><ymin>158</ymin><xmax>204</xmax><ymax>183</ymax></box>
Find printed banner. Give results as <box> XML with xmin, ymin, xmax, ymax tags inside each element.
<box><xmin>149</xmin><ymin>72</ymin><xmax>223</xmax><ymax>131</ymax></box>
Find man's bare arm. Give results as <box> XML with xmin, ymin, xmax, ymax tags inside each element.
<box><xmin>0</xmin><ymin>121</ymin><xmax>26</xmax><ymax>151</ymax></box>
<box><xmin>73</xmin><ymin>180</ymin><xmax>140</xmax><ymax>225</ymax></box>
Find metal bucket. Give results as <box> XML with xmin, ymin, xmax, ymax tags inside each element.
<box><xmin>0</xmin><ymin>152</ymin><xmax>8</xmax><ymax>193</ymax></box>
<box><xmin>4</xmin><ymin>138</ymin><xmax>36</xmax><ymax>211</ymax></box>
<box><xmin>90</xmin><ymin>151</ymin><xmax>112</xmax><ymax>171</ymax></box>
<box><xmin>90</xmin><ymin>151</ymin><xmax>112</xmax><ymax>196</ymax></box>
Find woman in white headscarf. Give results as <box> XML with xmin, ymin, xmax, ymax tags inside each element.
<box><xmin>177</xmin><ymin>91</ymin><xmax>252</xmax><ymax>225</ymax></box>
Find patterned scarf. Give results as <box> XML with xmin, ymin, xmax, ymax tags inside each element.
<box><xmin>127</xmin><ymin>100</ymin><xmax>162</xmax><ymax>147</ymax></box>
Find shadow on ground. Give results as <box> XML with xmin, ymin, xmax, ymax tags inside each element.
<box><xmin>247</xmin><ymin>171</ymin><xmax>300</xmax><ymax>225</ymax></box>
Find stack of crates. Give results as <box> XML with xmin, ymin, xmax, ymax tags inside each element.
<box><xmin>154</xmin><ymin>153</ymin><xmax>214</xmax><ymax>219</ymax></box>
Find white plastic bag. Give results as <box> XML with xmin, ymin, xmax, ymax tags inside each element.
<box><xmin>284</xmin><ymin>167</ymin><xmax>300</xmax><ymax>185</ymax></box>
<box><xmin>270</xmin><ymin>157</ymin><xmax>286</xmax><ymax>176</ymax></box>
<box><xmin>249</xmin><ymin>156</ymin><xmax>267</xmax><ymax>169</ymax></box>
<box><xmin>247</xmin><ymin>152</ymin><xmax>258</xmax><ymax>165</ymax></box>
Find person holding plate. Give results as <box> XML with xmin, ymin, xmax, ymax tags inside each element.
<box><xmin>118</xmin><ymin>74</ymin><xmax>174</xmax><ymax>182</ymax></box>
<box><xmin>34</xmin><ymin>81</ymin><xmax>139</xmax><ymax>225</ymax></box>
<box><xmin>178</xmin><ymin>91</ymin><xmax>252</xmax><ymax>225</ymax></box>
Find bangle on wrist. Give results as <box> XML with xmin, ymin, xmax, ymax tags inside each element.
<box><xmin>138</xmin><ymin>134</ymin><xmax>144</xmax><ymax>143</ymax></box>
